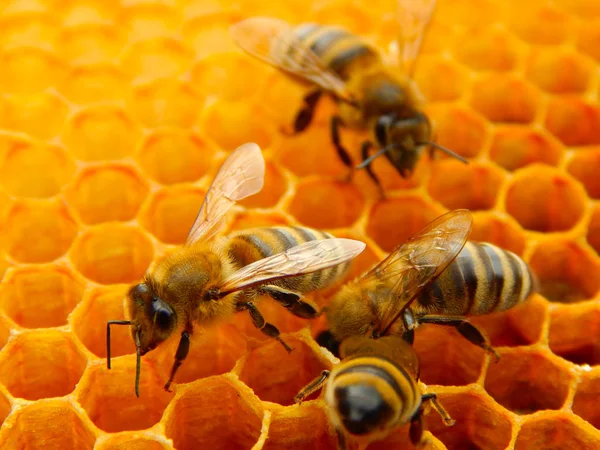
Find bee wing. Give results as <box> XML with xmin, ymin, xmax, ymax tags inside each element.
<box><xmin>360</xmin><ymin>209</ymin><xmax>472</xmax><ymax>336</ymax></box>
<box><xmin>393</xmin><ymin>0</ymin><xmax>437</xmax><ymax>75</ymax></box>
<box><xmin>185</xmin><ymin>143</ymin><xmax>265</xmax><ymax>246</ymax></box>
<box><xmin>230</xmin><ymin>17</ymin><xmax>354</xmax><ymax>103</ymax></box>
<box><xmin>219</xmin><ymin>238</ymin><xmax>366</xmax><ymax>294</ymax></box>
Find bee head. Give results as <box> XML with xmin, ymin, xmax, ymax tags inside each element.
<box><xmin>127</xmin><ymin>282</ymin><xmax>178</xmax><ymax>355</ymax></box>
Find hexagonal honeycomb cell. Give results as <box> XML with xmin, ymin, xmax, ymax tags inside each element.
<box><xmin>1</xmin><ymin>0</ymin><xmax>599</xmax><ymax>448</ymax></box>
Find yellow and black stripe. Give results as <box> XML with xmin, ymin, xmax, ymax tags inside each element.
<box><xmin>228</xmin><ymin>226</ymin><xmax>351</xmax><ymax>293</ymax></box>
<box><xmin>416</xmin><ymin>242</ymin><xmax>536</xmax><ymax>316</ymax></box>
<box><xmin>327</xmin><ymin>355</ymin><xmax>419</xmax><ymax>435</ymax></box>
<box><xmin>289</xmin><ymin>23</ymin><xmax>380</xmax><ymax>80</ymax></box>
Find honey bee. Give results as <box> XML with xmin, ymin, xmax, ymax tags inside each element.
<box><xmin>230</xmin><ymin>0</ymin><xmax>468</xmax><ymax>197</ymax></box>
<box><xmin>106</xmin><ymin>142</ymin><xmax>366</xmax><ymax>397</ymax></box>
<box><xmin>321</xmin><ymin>209</ymin><xmax>538</xmax><ymax>360</ymax></box>
<box><xmin>294</xmin><ymin>335</ymin><xmax>455</xmax><ymax>449</ymax></box>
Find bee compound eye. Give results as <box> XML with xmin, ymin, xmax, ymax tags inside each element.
<box><xmin>152</xmin><ymin>298</ymin><xmax>174</xmax><ymax>329</ymax></box>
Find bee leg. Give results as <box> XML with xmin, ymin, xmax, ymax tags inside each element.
<box><xmin>294</xmin><ymin>369</ymin><xmax>330</xmax><ymax>404</ymax></box>
<box><xmin>331</xmin><ymin>115</ymin><xmax>355</xmax><ymax>180</ymax></box>
<box><xmin>336</xmin><ymin>428</ymin><xmax>348</xmax><ymax>450</ymax></box>
<box><xmin>360</xmin><ymin>140</ymin><xmax>386</xmax><ymax>199</ymax></box>
<box><xmin>417</xmin><ymin>315</ymin><xmax>500</xmax><ymax>362</ymax></box>
<box><xmin>164</xmin><ymin>322</ymin><xmax>193</xmax><ymax>392</ymax></box>
<box><xmin>280</xmin><ymin>89</ymin><xmax>322</xmax><ymax>135</ymax></box>
<box><xmin>421</xmin><ymin>393</ymin><xmax>456</xmax><ymax>426</ymax></box>
<box><xmin>259</xmin><ymin>285</ymin><xmax>319</xmax><ymax>319</ymax></box>
<box><xmin>409</xmin><ymin>404</ymin><xmax>426</xmax><ymax>446</ymax></box>
<box><xmin>244</xmin><ymin>301</ymin><xmax>294</xmax><ymax>353</ymax></box>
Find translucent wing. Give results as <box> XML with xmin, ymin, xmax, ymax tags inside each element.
<box><xmin>230</xmin><ymin>17</ymin><xmax>354</xmax><ymax>103</ymax></box>
<box><xmin>219</xmin><ymin>238</ymin><xmax>366</xmax><ymax>294</ymax></box>
<box><xmin>340</xmin><ymin>335</ymin><xmax>420</xmax><ymax>379</ymax></box>
<box><xmin>394</xmin><ymin>0</ymin><xmax>437</xmax><ymax>75</ymax></box>
<box><xmin>185</xmin><ymin>143</ymin><xmax>264</xmax><ymax>245</ymax></box>
<box><xmin>360</xmin><ymin>209</ymin><xmax>472</xmax><ymax>336</ymax></box>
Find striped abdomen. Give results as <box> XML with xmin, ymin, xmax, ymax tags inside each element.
<box><xmin>291</xmin><ymin>23</ymin><xmax>380</xmax><ymax>80</ymax></box>
<box><xmin>415</xmin><ymin>242</ymin><xmax>537</xmax><ymax>316</ymax></box>
<box><xmin>325</xmin><ymin>356</ymin><xmax>419</xmax><ymax>435</ymax></box>
<box><xmin>227</xmin><ymin>226</ymin><xmax>352</xmax><ymax>294</ymax></box>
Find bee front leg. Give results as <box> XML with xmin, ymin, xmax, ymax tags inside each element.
<box><xmin>331</xmin><ymin>115</ymin><xmax>355</xmax><ymax>181</ymax></box>
<box><xmin>360</xmin><ymin>140</ymin><xmax>386</xmax><ymax>199</ymax></box>
<box><xmin>242</xmin><ymin>301</ymin><xmax>294</xmax><ymax>353</ymax></box>
<box><xmin>281</xmin><ymin>89</ymin><xmax>322</xmax><ymax>135</ymax></box>
<box><xmin>258</xmin><ymin>285</ymin><xmax>319</xmax><ymax>319</ymax></box>
<box><xmin>294</xmin><ymin>369</ymin><xmax>330</xmax><ymax>404</ymax></box>
<box><xmin>164</xmin><ymin>322</ymin><xmax>193</xmax><ymax>392</ymax></box>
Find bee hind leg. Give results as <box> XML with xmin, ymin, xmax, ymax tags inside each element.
<box><xmin>331</xmin><ymin>115</ymin><xmax>355</xmax><ymax>181</ymax></box>
<box><xmin>259</xmin><ymin>285</ymin><xmax>319</xmax><ymax>319</ymax></box>
<box><xmin>243</xmin><ymin>301</ymin><xmax>294</xmax><ymax>353</ymax></box>
<box><xmin>281</xmin><ymin>89</ymin><xmax>322</xmax><ymax>135</ymax></box>
<box><xmin>417</xmin><ymin>315</ymin><xmax>500</xmax><ymax>362</ymax></box>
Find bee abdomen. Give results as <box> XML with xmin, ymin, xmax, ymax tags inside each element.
<box><xmin>328</xmin><ymin>357</ymin><xmax>419</xmax><ymax>432</ymax></box>
<box><xmin>229</xmin><ymin>226</ymin><xmax>351</xmax><ymax>293</ymax></box>
<box><xmin>292</xmin><ymin>24</ymin><xmax>379</xmax><ymax>79</ymax></box>
<box><xmin>418</xmin><ymin>242</ymin><xmax>536</xmax><ymax>316</ymax></box>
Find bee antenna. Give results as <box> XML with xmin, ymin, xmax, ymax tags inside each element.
<box><xmin>356</xmin><ymin>145</ymin><xmax>398</xmax><ymax>169</ymax></box>
<box><xmin>423</xmin><ymin>141</ymin><xmax>469</xmax><ymax>164</ymax></box>
<box><xmin>106</xmin><ymin>320</ymin><xmax>132</xmax><ymax>370</ymax></box>
<box><xmin>134</xmin><ymin>330</ymin><xmax>142</xmax><ymax>398</ymax></box>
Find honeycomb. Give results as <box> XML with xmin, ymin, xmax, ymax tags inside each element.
<box><xmin>0</xmin><ymin>0</ymin><xmax>599</xmax><ymax>448</ymax></box>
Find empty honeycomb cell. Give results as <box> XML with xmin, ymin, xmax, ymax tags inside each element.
<box><xmin>427</xmin><ymin>161</ymin><xmax>505</xmax><ymax>211</ymax></box>
<box><xmin>469</xmin><ymin>211</ymin><xmax>526</xmax><ymax>256</ymax></box>
<box><xmin>567</xmin><ymin>149</ymin><xmax>600</xmax><ymax>199</ymax></box>
<box><xmin>202</xmin><ymin>100</ymin><xmax>275</xmax><ymax>151</ymax></box>
<box><xmin>0</xmin><ymin>11</ymin><xmax>59</xmax><ymax>49</ymax></box>
<box><xmin>0</xmin><ymin>388</ymin><xmax>9</xmax><ymax>426</ymax></box>
<box><xmin>121</xmin><ymin>37</ymin><xmax>194</xmax><ymax>82</ymax></box>
<box><xmin>436</xmin><ymin>0</ymin><xmax>503</xmax><ymax>27</ymax></box>
<box><xmin>0</xmin><ymin>330</ymin><xmax>87</xmax><ymax>400</ymax></box>
<box><xmin>425</xmin><ymin>390</ymin><xmax>513</xmax><ymax>450</ymax></box>
<box><xmin>263</xmin><ymin>403</ymin><xmax>336</xmax><ymax>450</ymax></box>
<box><xmin>0</xmin><ymin>315</ymin><xmax>10</xmax><ymax>351</ymax></box>
<box><xmin>515</xmin><ymin>412</ymin><xmax>600</xmax><ymax>450</ymax></box>
<box><xmin>239</xmin><ymin>336</ymin><xmax>329</xmax><ymax>406</ymax></box>
<box><xmin>164</xmin><ymin>375</ymin><xmax>263</xmax><ymax>450</ymax></box>
<box><xmin>577</xmin><ymin>19</ymin><xmax>600</xmax><ymax>61</ymax></box>
<box><xmin>59</xmin><ymin>64</ymin><xmax>130</xmax><ymax>104</ymax></box>
<box><xmin>62</xmin><ymin>0</ymin><xmax>121</xmax><ymax>26</ymax></box>
<box><xmin>63</xmin><ymin>105</ymin><xmax>141</xmax><ymax>161</ymax></box>
<box><xmin>549</xmin><ymin>303</ymin><xmax>600</xmax><ymax>366</ymax></box>
<box><xmin>65</xmin><ymin>164</ymin><xmax>148</xmax><ymax>225</ymax></box>
<box><xmin>426</xmin><ymin>105</ymin><xmax>488</xmax><ymax>158</ymax></box>
<box><xmin>504</xmin><ymin>166</ymin><xmax>586</xmax><ymax>233</ymax></box>
<box><xmin>470</xmin><ymin>75</ymin><xmax>539</xmax><ymax>123</ymax></box>
<box><xmin>150</xmin><ymin>323</ymin><xmax>247</xmax><ymax>387</ymax></box>
<box><xmin>0</xmin><ymin>254</ymin><xmax>12</xmax><ymax>284</ymax></box>
<box><xmin>545</xmin><ymin>97</ymin><xmax>600</xmax><ymax>146</ymax></box>
<box><xmin>490</xmin><ymin>126</ymin><xmax>564</xmax><ymax>171</ymax></box>
<box><xmin>70</xmin><ymin>223</ymin><xmax>154</xmax><ymax>284</ymax></box>
<box><xmin>4</xmin><ymin>199</ymin><xmax>78</xmax><ymax>263</ymax></box>
<box><xmin>3</xmin><ymin>91</ymin><xmax>68</xmax><ymax>139</ymax></box>
<box><xmin>313</xmin><ymin>1</ymin><xmax>375</xmax><ymax>33</ymax></box>
<box><xmin>0</xmin><ymin>47</ymin><xmax>66</xmax><ymax>93</ymax></box>
<box><xmin>96</xmin><ymin>434</ymin><xmax>173</xmax><ymax>450</ymax></box>
<box><xmin>71</xmin><ymin>285</ymin><xmax>135</xmax><ymax>359</ymax></box>
<box><xmin>182</xmin><ymin>14</ymin><xmax>239</xmax><ymax>58</ymax></box>
<box><xmin>455</xmin><ymin>27</ymin><xmax>518</xmax><ymax>72</ymax></box>
<box><xmin>484</xmin><ymin>347</ymin><xmax>572</xmax><ymax>414</ymax></box>
<box><xmin>469</xmin><ymin>295</ymin><xmax>547</xmax><ymax>348</ymax></box>
<box><xmin>525</xmin><ymin>48</ymin><xmax>592</xmax><ymax>94</ymax></box>
<box><xmin>138</xmin><ymin>129</ymin><xmax>212</xmax><ymax>185</ymax></box>
<box><xmin>0</xmin><ymin>399</ymin><xmax>96</xmax><ymax>450</ymax></box>
<box><xmin>556</xmin><ymin>0</ymin><xmax>600</xmax><ymax>17</ymax></box>
<box><xmin>529</xmin><ymin>239</ymin><xmax>600</xmax><ymax>303</ymax></box>
<box><xmin>130</xmin><ymin>79</ymin><xmax>202</xmax><ymax>129</ymax></box>
<box><xmin>508</xmin><ymin>4</ymin><xmax>571</xmax><ymax>45</ymax></box>
<box><xmin>0</xmin><ymin>264</ymin><xmax>84</xmax><ymax>328</ymax></box>
<box><xmin>122</xmin><ymin>3</ymin><xmax>180</xmax><ymax>41</ymax></box>
<box><xmin>588</xmin><ymin>204</ymin><xmax>600</xmax><ymax>255</ymax></box>
<box><xmin>77</xmin><ymin>361</ymin><xmax>172</xmax><ymax>432</ymax></box>
<box><xmin>140</xmin><ymin>185</ymin><xmax>205</xmax><ymax>244</ymax></box>
<box><xmin>0</xmin><ymin>140</ymin><xmax>75</xmax><ymax>198</ymax></box>
<box><xmin>58</xmin><ymin>24</ymin><xmax>124</xmax><ymax>64</ymax></box>
<box><xmin>414</xmin><ymin>56</ymin><xmax>467</xmax><ymax>102</ymax></box>
<box><xmin>191</xmin><ymin>52</ymin><xmax>271</xmax><ymax>101</ymax></box>
<box><xmin>365</xmin><ymin>195</ymin><xmax>444</xmax><ymax>252</ymax></box>
<box><xmin>229</xmin><ymin>210</ymin><xmax>291</xmax><ymax>231</ymax></box>
<box><xmin>414</xmin><ymin>324</ymin><xmax>486</xmax><ymax>386</ymax></box>
<box><xmin>239</xmin><ymin>160</ymin><xmax>287</xmax><ymax>209</ymax></box>
<box><xmin>288</xmin><ymin>179</ymin><xmax>364</xmax><ymax>230</ymax></box>
<box><xmin>573</xmin><ymin>369</ymin><xmax>600</xmax><ymax>429</ymax></box>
